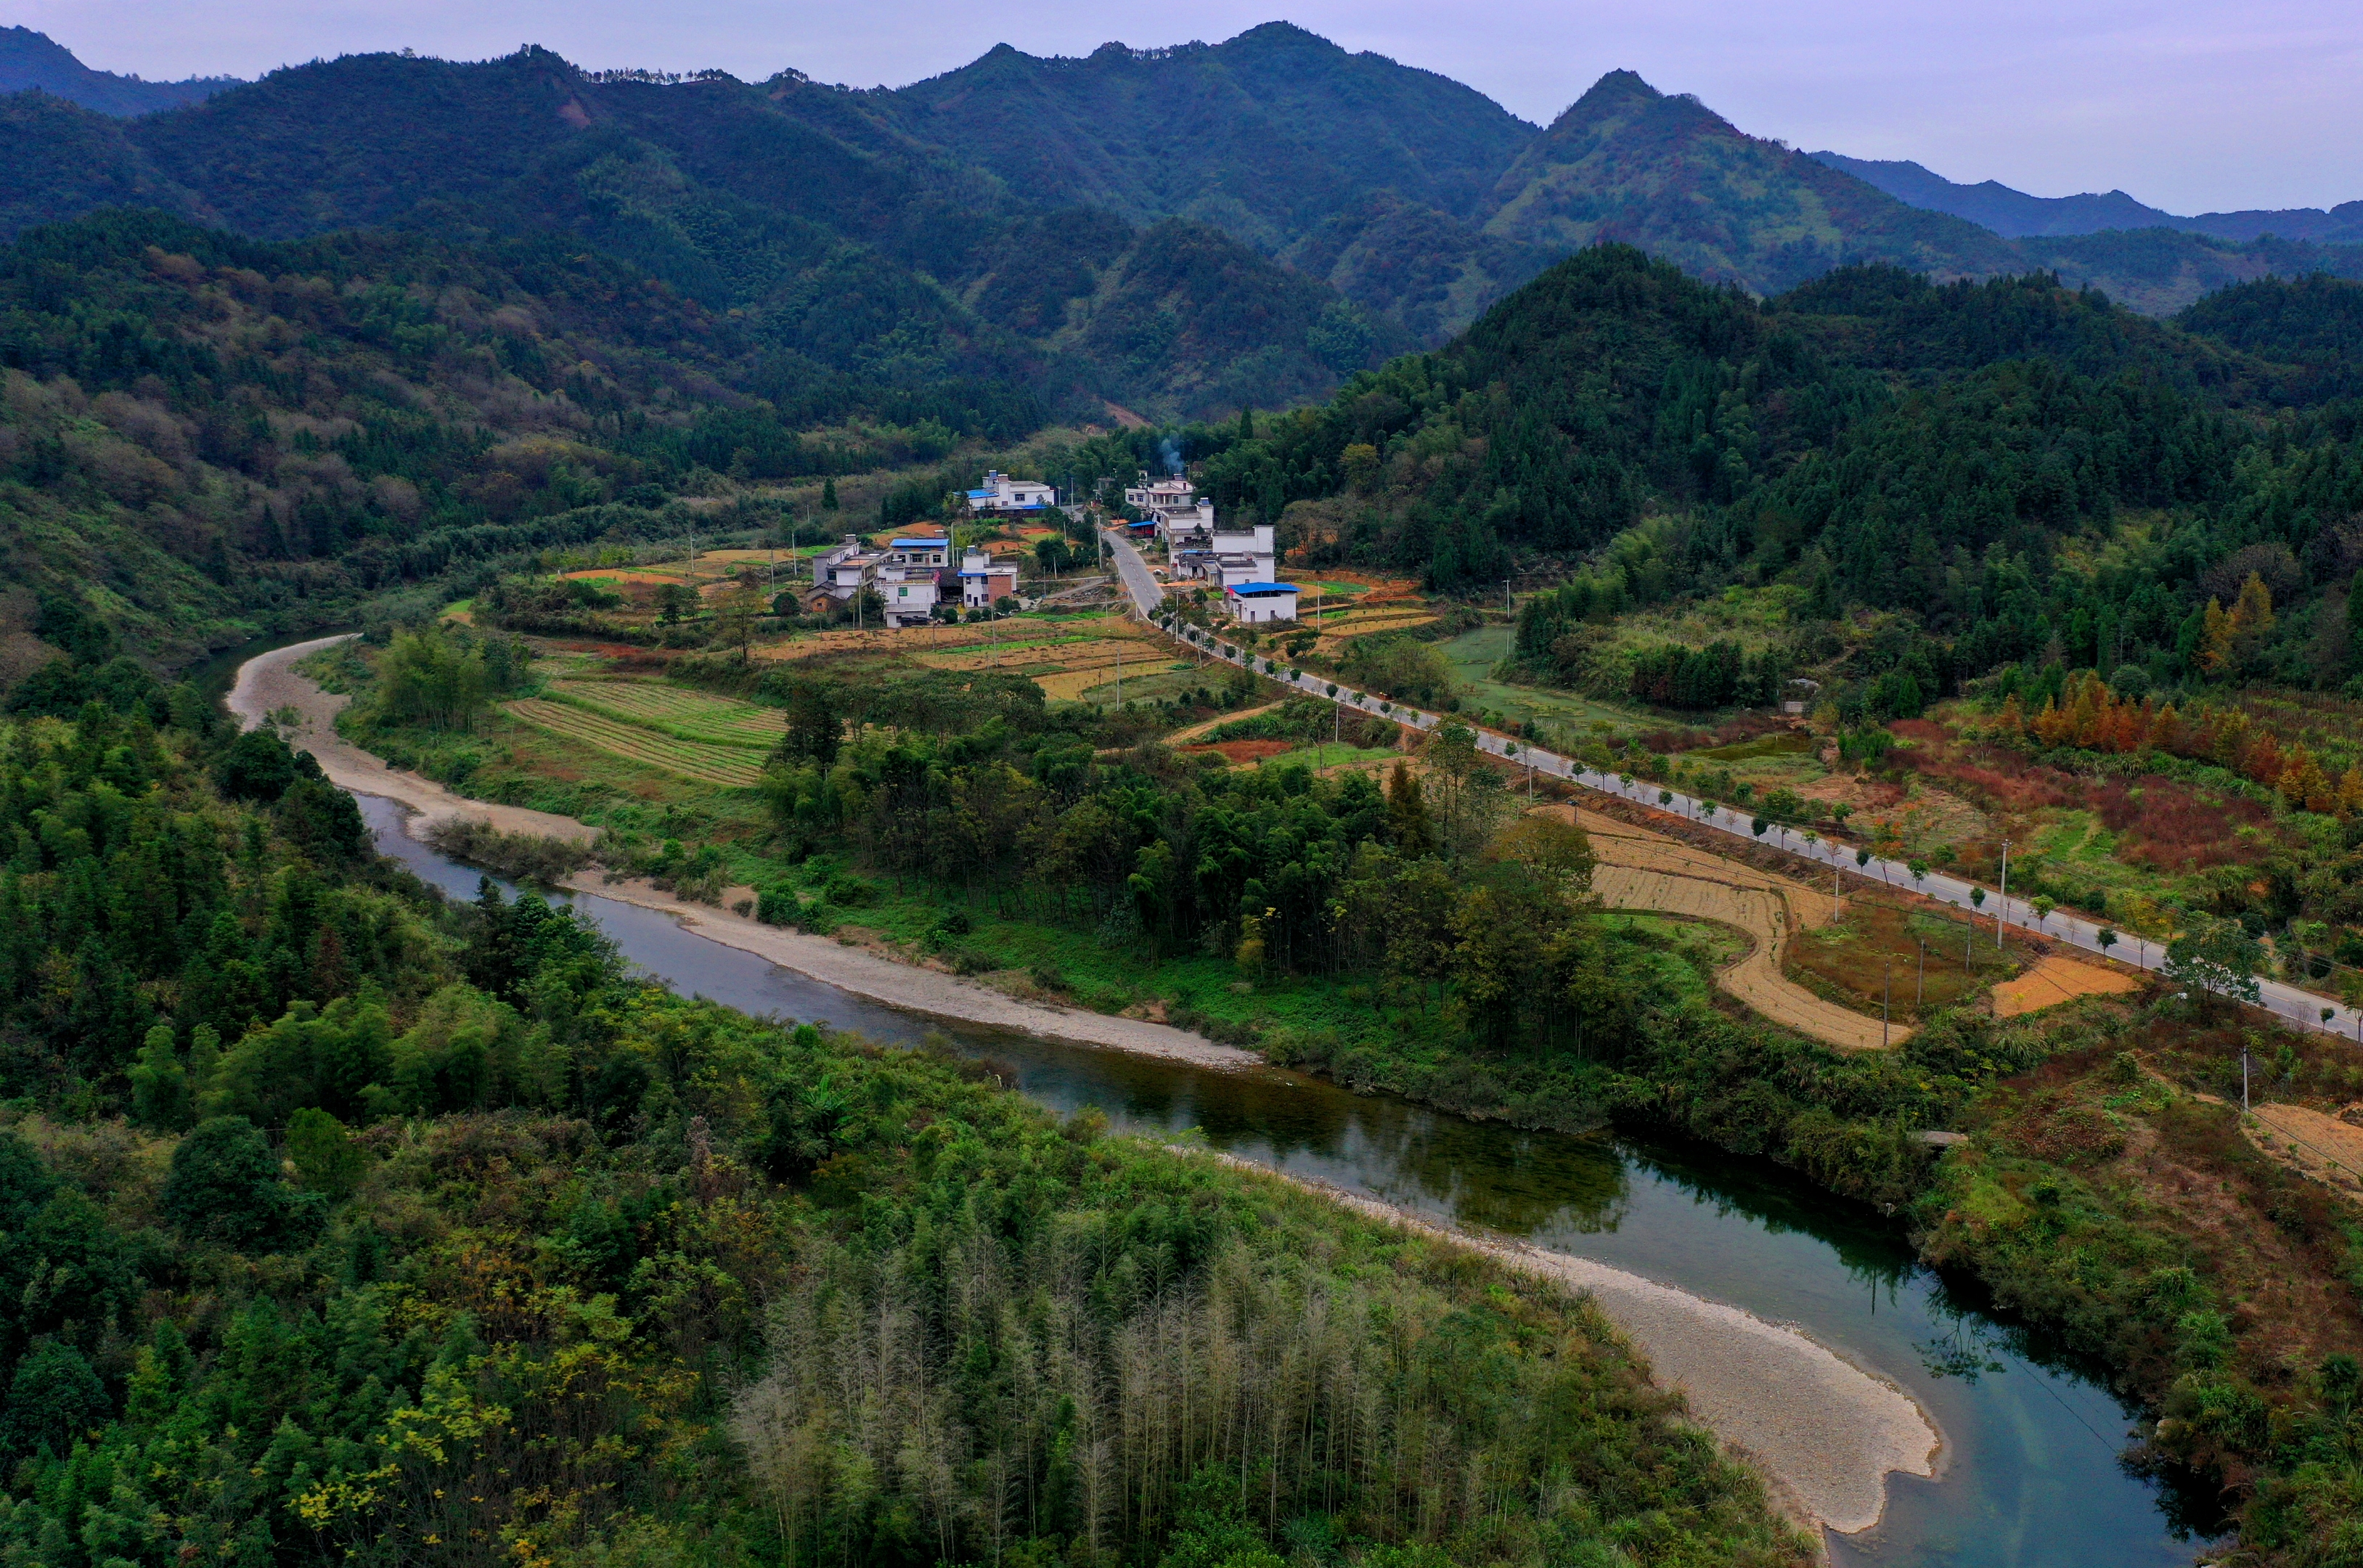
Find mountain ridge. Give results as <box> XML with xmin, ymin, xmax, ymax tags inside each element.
<box><xmin>1811</xmin><ymin>149</ymin><xmax>2363</xmax><ymax>244</ymax></box>
<box><xmin>0</xmin><ymin>25</ymin><xmax>240</xmax><ymax>116</ymax></box>
<box><xmin>4</xmin><ymin>25</ymin><xmax>2363</xmax><ymax>372</ymax></box>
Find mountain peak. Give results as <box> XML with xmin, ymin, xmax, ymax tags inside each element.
<box><xmin>1228</xmin><ymin>21</ymin><xmax>1335</xmax><ymax>48</ymax></box>
<box><xmin>0</xmin><ymin>25</ymin><xmax>240</xmax><ymax>116</ymax></box>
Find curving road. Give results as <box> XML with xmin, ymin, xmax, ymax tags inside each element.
<box><xmin>1156</xmin><ymin>616</ymin><xmax>2361</xmax><ymax>1042</ymax></box>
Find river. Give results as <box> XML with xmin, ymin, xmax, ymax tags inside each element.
<box><xmin>210</xmin><ymin>640</ymin><xmax>2219</xmax><ymax>1565</ymax></box>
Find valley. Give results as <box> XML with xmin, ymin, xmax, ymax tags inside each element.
<box><xmin>5</xmin><ymin>21</ymin><xmax>2363</xmax><ymax>1568</ymax></box>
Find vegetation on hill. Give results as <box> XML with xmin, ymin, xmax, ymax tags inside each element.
<box><xmin>0</xmin><ymin>25</ymin><xmax>239</xmax><ymax>117</ymax></box>
<box><xmin>0</xmin><ymin>639</ymin><xmax>1813</xmax><ymax>1568</ymax></box>
<box><xmin>0</xmin><ymin>47</ymin><xmax>1392</xmax><ymax>422</ymax></box>
<box><xmin>1193</xmin><ymin>247</ymin><xmax>2363</xmax><ymax>726</ymax></box>
<box><xmin>888</xmin><ymin>24</ymin><xmax>1533</xmax><ymax>240</ymax></box>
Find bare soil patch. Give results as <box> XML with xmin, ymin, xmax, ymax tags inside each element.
<box><xmin>1185</xmin><ymin>738</ymin><xmax>1294</xmax><ymax>763</ymax></box>
<box><xmin>1992</xmin><ymin>955</ymin><xmax>2143</xmax><ymax>1018</ymax></box>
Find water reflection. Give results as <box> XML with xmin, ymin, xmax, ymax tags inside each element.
<box><xmin>355</xmin><ymin>793</ymin><xmax>2221</xmax><ymax>1567</ymax></box>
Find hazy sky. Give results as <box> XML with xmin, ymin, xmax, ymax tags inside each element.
<box><xmin>16</xmin><ymin>0</ymin><xmax>2360</xmax><ymax>213</ymax></box>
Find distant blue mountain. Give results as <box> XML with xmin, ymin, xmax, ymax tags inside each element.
<box><xmin>0</xmin><ymin>25</ymin><xmax>240</xmax><ymax>116</ymax></box>
<box><xmin>1811</xmin><ymin>150</ymin><xmax>2363</xmax><ymax>245</ymax></box>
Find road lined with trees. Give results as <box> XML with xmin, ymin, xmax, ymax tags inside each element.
<box><xmin>1150</xmin><ymin>608</ymin><xmax>2348</xmax><ymax>1040</ymax></box>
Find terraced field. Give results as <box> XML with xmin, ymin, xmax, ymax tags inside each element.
<box><xmin>1534</xmin><ymin>804</ymin><xmax>1907</xmax><ymax>1050</ymax></box>
<box><xmin>505</xmin><ymin>699</ymin><xmax>768</xmax><ymax>788</ymax></box>
<box><xmin>547</xmin><ymin>681</ymin><xmax>785</xmax><ymax>747</ymax></box>
<box><xmin>910</xmin><ymin>623</ymin><xmax>1180</xmax><ymax>703</ymax></box>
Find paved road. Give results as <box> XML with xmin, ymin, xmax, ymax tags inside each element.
<box><xmin>1155</xmin><ymin>617</ymin><xmax>2360</xmax><ymax>1043</ymax></box>
<box><xmin>1103</xmin><ymin>527</ymin><xmax>1166</xmax><ymax>617</ymax></box>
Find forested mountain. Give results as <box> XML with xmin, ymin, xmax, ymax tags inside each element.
<box><xmin>887</xmin><ymin>23</ymin><xmax>1533</xmax><ymax>242</ymax></box>
<box><xmin>0</xmin><ymin>47</ymin><xmax>1396</xmax><ymax>425</ymax></box>
<box><xmin>1812</xmin><ymin>149</ymin><xmax>2363</xmax><ymax>245</ymax></box>
<box><xmin>0</xmin><ymin>25</ymin><xmax>238</xmax><ymax>116</ymax></box>
<box><xmin>1478</xmin><ymin>71</ymin><xmax>2020</xmax><ymax>295</ymax></box>
<box><xmin>1196</xmin><ymin>246</ymin><xmax>2363</xmax><ymax>694</ymax></box>
<box><xmin>7</xmin><ymin>24</ymin><xmax>2360</xmax><ymax>387</ymax></box>
<box><xmin>0</xmin><ymin>207</ymin><xmax>1057</xmax><ymax>667</ymax></box>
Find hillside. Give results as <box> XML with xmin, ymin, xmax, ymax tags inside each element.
<box><xmin>0</xmin><ymin>25</ymin><xmax>238</xmax><ymax>116</ymax></box>
<box><xmin>1480</xmin><ymin>73</ymin><xmax>2023</xmax><ymax>295</ymax></box>
<box><xmin>888</xmin><ymin>23</ymin><xmax>1535</xmax><ymax>241</ymax></box>
<box><xmin>1811</xmin><ymin>149</ymin><xmax>2363</xmax><ymax>245</ymax></box>
<box><xmin>0</xmin><ymin>208</ymin><xmax>1051</xmax><ymax>668</ymax></box>
<box><xmin>1195</xmin><ymin>245</ymin><xmax>2356</xmax><ymax>698</ymax></box>
<box><xmin>0</xmin><ymin>48</ymin><xmax>1393</xmax><ymax>422</ymax></box>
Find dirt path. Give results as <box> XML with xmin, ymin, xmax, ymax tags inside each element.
<box><xmin>1164</xmin><ymin>701</ymin><xmax>1285</xmax><ymax>744</ymax></box>
<box><xmin>227</xmin><ymin>637</ymin><xmax>595</xmax><ymax>841</ymax></box>
<box><xmin>1546</xmin><ymin>806</ymin><xmax>1908</xmax><ymax>1050</ymax></box>
<box><xmin>1215</xmin><ymin>1156</ymin><xmax>1940</xmax><ymax>1541</ymax></box>
<box><xmin>1992</xmin><ymin>954</ymin><xmax>2142</xmax><ymax>1018</ymax></box>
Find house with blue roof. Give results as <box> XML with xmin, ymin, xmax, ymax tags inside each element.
<box><xmin>1225</xmin><ymin>581</ymin><xmax>1299</xmax><ymax>624</ymax></box>
<box><xmin>968</xmin><ymin>470</ymin><xmax>1055</xmax><ymax>514</ymax></box>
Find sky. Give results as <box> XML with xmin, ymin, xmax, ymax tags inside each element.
<box><xmin>15</xmin><ymin>0</ymin><xmax>2362</xmax><ymax>214</ymax></box>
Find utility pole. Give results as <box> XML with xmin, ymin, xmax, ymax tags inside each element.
<box><xmin>1997</xmin><ymin>840</ymin><xmax>2009</xmax><ymax>950</ymax></box>
<box><xmin>1882</xmin><ymin>959</ymin><xmax>1892</xmax><ymax>1048</ymax></box>
<box><xmin>2241</xmin><ymin>1040</ymin><xmax>2251</xmax><ymax>1114</ymax></box>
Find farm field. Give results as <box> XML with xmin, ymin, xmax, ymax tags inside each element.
<box><xmin>504</xmin><ymin>698</ymin><xmax>768</xmax><ymax>788</ymax></box>
<box><xmin>1440</xmin><ymin>626</ymin><xmax>1650</xmax><ymax>732</ymax></box>
<box><xmin>1991</xmin><ymin>954</ymin><xmax>2143</xmax><ymax>1018</ymax></box>
<box><xmin>547</xmin><ymin>680</ymin><xmax>787</xmax><ymax>747</ymax></box>
<box><xmin>905</xmin><ymin>618</ymin><xmax>1201</xmax><ymax>705</ymax></box>
<box><xmin>1537</xmin><ymin>804</ymin><xmax>1912</xmax><ymax>1050</ymax></box>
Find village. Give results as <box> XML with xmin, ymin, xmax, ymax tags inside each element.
<box><xmin>801</xmin><ymin>467</ymin><xmax>1298</xmax><ymax>628</ymax></box>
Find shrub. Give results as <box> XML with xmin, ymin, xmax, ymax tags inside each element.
<box><xmin>161</xmin><ymin>1117</ymin><xmax>304</xmax><ymax>1249</ymax></box>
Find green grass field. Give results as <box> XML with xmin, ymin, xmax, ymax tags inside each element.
<box><xmin>547</xmin><ymin>680</ymin><xmax>787</xmax><ymax>748</ymax></box>
<box><xmin>1440</xmin><ymin>626</ymin><xmax>1649</xmax><ymax>732</ymax></box>
<box><xmin>505</xmin><ymin>698</ymin><xmax>767</xmax><ymax>788</ymax></box>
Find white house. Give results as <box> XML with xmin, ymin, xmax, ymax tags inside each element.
<box><xmin>1170</xmin><ymin>520</ymin><xmax>1275</xmax><ymax>587</ymax></box>
<box><xmin>959</xmin><ymin>547</ymin><xmax>1020</xmax><ymax>609</ymax></box>
<box><xmin>968</xmin><ymin>471</ymin><xmax>1055</xmax><ymax>515</ymax></box>
<box><xmin>878</xmin><ymin>564</ymin><xmax>940</xmax><ymax>626</ymax></box>
<box><xmin>1125</xmin><ymin>473</ymin><xmax>1196</xmax><ymax>515</ymax></box>
<box><xmin>1225</xmin><ymin>581</ymin><xmax>1299</xmax><ymax>624</ymax></box>
<box><xmin>808</xmin><ymin>534</ymin><xmax>883</xmax><ymax>611</ymax></box>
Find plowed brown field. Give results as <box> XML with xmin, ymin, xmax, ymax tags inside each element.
<box><xmin>1991</xmin><ymin>954</ymin><xmax>2142</xmax><ymax>1017</ymax></box>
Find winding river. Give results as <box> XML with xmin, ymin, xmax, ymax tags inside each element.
<box><xmin>211</xmin><ymin>637</ymin><xmax>2219</xmax><ymax>1565</ymax></box>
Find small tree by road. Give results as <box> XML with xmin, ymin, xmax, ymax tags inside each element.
<box><xmin>2163</xmin><ymin>915</ymin><xmax>2265</xmax><ymax>1016</ymax></box>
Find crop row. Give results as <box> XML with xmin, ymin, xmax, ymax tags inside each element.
<box><xmin>505</xmin><ymin>700</ymin><xmax>767</xmax><ymax>787</ymax></box>
<box><xmin>548</xmin><ymin>682</ymin><xmax>785</xmax><ymax>746</ymax></box>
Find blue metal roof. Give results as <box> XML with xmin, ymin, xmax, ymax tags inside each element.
<box><xmin>891</xmin><ymin>537</ymin><xmax>948</xmax><ymax>547</ymax></box>
<box><xmin>1228</xmin><ymin>581</ymin><xmax>1297</xmax><ymax>596</ymax></box>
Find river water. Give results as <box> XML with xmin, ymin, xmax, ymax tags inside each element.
<box><xmin>354</xmin><ymin>793</ymin><xmax>2219</xmax><ymax>1566</ymax></box>
<box><xmin>197</xmin><ymin>634</ymin><xmax>2211</xmax><ymax>1564</ymax></box>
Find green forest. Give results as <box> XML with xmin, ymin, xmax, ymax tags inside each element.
<box><xmin>1193</xmin><ymin>247</ymin><xmax>2363</xmax><ymax>703</ymax></box>
<box><xmin>0</xmin><ymin>642</ymin><xmax>1820</xmax><ymax>1567</ymax></box>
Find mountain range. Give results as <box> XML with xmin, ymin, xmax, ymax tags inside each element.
<box><xmin>1811</xmin><ymin>149</ymin><xmax>2363</xmax><ymax>245</ymax></box>
<box><xmin>4</xmin><ymin>22</ymin><xmax>2363</xmax><ymax>418</ymax></box>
